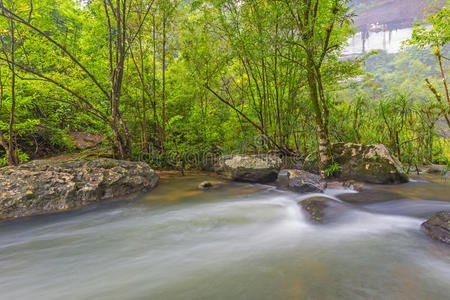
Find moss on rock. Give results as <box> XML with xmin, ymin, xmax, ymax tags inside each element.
<box><xmin>305</xmin><ymin>143</ymin><xmax>408</xmax><ymax>184</ymax></box>
<box><xmin>0</xmin><ymin>158</ymin><xmax>159</xmax><ymax>221</ymax></box>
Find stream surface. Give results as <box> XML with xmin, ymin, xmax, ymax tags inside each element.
<box><xmin>0</xmin><ymin>173</ymin><xmax>449</xmax><ymax>300</ymax></box>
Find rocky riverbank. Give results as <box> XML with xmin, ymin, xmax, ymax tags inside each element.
<box><xmin>0</xmin><ymin>158</ymin><xmax>159</xmax><ymax>221</ymax></box>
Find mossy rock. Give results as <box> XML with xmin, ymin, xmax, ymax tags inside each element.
<box><xmin>422</xmin><ymin>211</ymin><xmax>450</xmax><ymax>245</ymax></box>
<box><xmin>0</xmin><ymin>158</ymin><xmax>159</xmax><ymax>221</ymax></box>
<box><xmin>305</xmin><ymin>143</ymin><xmax>408</xmax><ymax>184</ymax></box>
<box><xmin>299</xmin><ymin>197</ymin><xmax>350</xmax><ymax>224</ymax></box>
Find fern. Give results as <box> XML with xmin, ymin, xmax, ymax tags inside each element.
<box><xmin>325</xmin><ymin>162</ymin><xmax>341</xmax><ymax>177</ymax></box>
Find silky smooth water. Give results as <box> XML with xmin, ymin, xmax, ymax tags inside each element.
<box><xmin>0</xmin><ymin>174</ymin><xmax>449</xmax><ymax>300</ymax></box>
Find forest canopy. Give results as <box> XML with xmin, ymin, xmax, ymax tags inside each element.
<box><xmin>0</xmin><ymin>0</ymin><xmax>448</xmax><ymax>175</ymax></box>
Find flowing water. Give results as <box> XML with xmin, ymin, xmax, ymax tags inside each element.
<box><xmin>0</xmin><ymin>173</ymin><xmax>449</xmax><ymax>300</ymax></box>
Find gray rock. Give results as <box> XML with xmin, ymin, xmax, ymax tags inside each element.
<box><xmin>299</xmin><ymin>197</ymin><xmax>350</xmax><ymax>224</ymax></box>
<box><xmin>422</xmin><ymin>211</ymin><xmax>450</xmax><ymax>245</ymax></box>
<box><xmin>0</xmin><ymin>158</ymin><xmax>159</xmax><ymax>221</ymax></box>
<box><xmin>287</xmin><ymin>170</ymin><xmax>326</xmax><ymax>193</ymax></box>
<box><xmin>276</xmin><ymin>169</ymin><xmax>290</xmax><ymax>186</ymax></box>
<box><xmin>305</xmin><ymin>143</ymin><xmax>408</xmax><ymax>184</ymax></box>
<box><xmin>342</xmin><ymin>180</ymin><xmax>364</xmax><ymax>192</ymax></box>
<box><xmin>215</xmin><ymin>154</ymin><xmax>282</xmax><ymax>183</ymax></box>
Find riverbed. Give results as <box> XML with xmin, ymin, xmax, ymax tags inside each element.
<box><xmin>0</xmin><ymin>173</ymin><xmax>449</xmax><ymax>299</ymax></box>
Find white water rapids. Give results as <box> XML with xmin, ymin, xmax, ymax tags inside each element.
<box><xmin>0</xmin><ymin>175</ymin><xmax>449</xmax><ymax>299</ymax></box>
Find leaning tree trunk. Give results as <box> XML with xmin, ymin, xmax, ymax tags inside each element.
<box><xmin>6</xmin><ymin>18</ymin><xmax>19</xmax><ymax>165</ymax></box>
<box><xmin>161</xmin><ymin>13</ymin><xmax>167</xmax><ymax>145</ymax></box>
<box><xmin>110</xmin><ymin>86</ymin><xmax>131</xmax><ymax>160</ymax></box>
<box><xmin>110</xmin><ymin>120</ymin><xmax>131</xmax><ymax>160</ymax></box>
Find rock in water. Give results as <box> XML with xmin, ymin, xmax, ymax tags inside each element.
<box><xmin>198</xmin><ymin>181</ymin><xmax>213</xmax><ymax>190</ymax></box>
<box><xmin>287</xmin><ymin>170</ymin><xmax>326</xmax><ymax>193</ymax></box>
<box><xmin>215</xmin><ymin>154</ymin><xmax>282</xmax><ymax>183</ymax></box>
<box><xmin>422</xmin><ymin>211</ymin><xmax>450</xmax><ymax>245</ymax></box>
<box><xmin>305</xmin><ymin>143</ymin><xmax>408</xmax><ymax>184</ymax></box>
<box><xmin>299</xmin><ymin>197</ymin><xmax>349</xmax><ymax>224</ymax></box>
<box><xmin>0</xmin><ymin>159</ymin><xmax>159</xmax><ymax>221</ymax></box>
<box><xmin>425</xmin><ymin>164</ymin><xmax>448</xmax><ymax>175</ymax></box>
<box><xmin>334</xmin><ymin>143</ymin><xmax>408</xmax><ymax>184</ymax></box>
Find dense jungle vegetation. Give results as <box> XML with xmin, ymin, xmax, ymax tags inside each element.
<box><xmin>0</xmin><ymin>0</ymin><xmax>449</xmax><ymax>175</ymax></box>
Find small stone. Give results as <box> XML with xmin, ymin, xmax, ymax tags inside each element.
<box><xmin>300</xmin><ymin>197</ymin><xmax>328</xmax><ymax>223</ymax></box>
<box><xmin>343</xmin><ymin>180</ymin><xmax>363</xmax><ymax>191</ymax></box>
<box><xmin>198</xmin><ymin>181</ymin><xmax>213</xmax><ymax>190</ymax></box>
<box><xmin>299</xmin><ymin>197</ymin><xmax>350</xmax><ymax>224</ymax></box>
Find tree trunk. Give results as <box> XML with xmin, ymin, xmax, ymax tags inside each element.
<box><xmin>138</xmin><ymin>17</ymin><xmax>148</xmax><ymax>153</ymax></box>
<box><xmin>437</xmin><ymin>51</ymin><xmax>450</xmax><ymax>127</ymax></box>
<box><xmin>108</xmin><ymin>0</ymin><xmax>131</xmax><ymax>160</ymax></box>
<box><xmin>161</xmin><ymin>13</ymin><xmax>166</xmax><ymax>144</ymax></box>
<box><xmin>151</xmin><ymin>14</ymin><xmax>161</xmax><ymax>147</ymax></box>
<box><xmin>306</xmin><ymin>58</ymin><xmax>331</xmax><ymax>178</ymax></box>
<box><xmin>5</xmin><ymin>19</ymin><xmax>19</xmax><ymax>165</ymax></box>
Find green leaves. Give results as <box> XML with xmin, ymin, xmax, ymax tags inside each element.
<box><xmin>405</xmin><ymin>3</ymin><xmax>450</xmax><ymax>50</ymax></box>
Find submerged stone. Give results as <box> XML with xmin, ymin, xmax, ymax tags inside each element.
<box><xmin>422</xmin><ymin>211</ymin><xmax>450</xmax><ymax>245</ymax></box>
<box><xmin>0</xmin><ymin>159</ymin><xmax>159</xmax><ymax>221</ymax></box>
<box><xmin>198</xmin><ymin>181</ymin><xmax>213</xmax><ymax>190</ymax></box>
<box><xmin>299</xmin><ymin>197</ymin><xmax>349</xmax><ymax>224</ymax></box>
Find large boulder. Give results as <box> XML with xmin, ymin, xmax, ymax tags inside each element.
<box><xmin>287</xmin><ymin>170</ymin><xmax>326</xmax><ymax>193</ymax></box>
<box><xmin>215</xmin><ymin>154</ymin><xmax>282</xmax><ymax>183</ymax></box>
<box><xmin>299</xmin><ymin>197</ymin><xmax>350</xmax><ymax>224</ymax></box>
<box><xmin>422</xmin><ymin>211</ymin><xmax>450</xmax><ymax>245</ymax></box>
<box><xmin>305</xmin><ymin>143</ymin><xmax>408</xmax><ymax>184</ymax></box>
<box><xmin>0</xmin><ymin>158</ymin><xmax>159</xmax><ymax>221</ymax></box>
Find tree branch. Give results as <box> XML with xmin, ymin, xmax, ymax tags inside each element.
<box><xmin>0</xmin><ymin>56</ymin><xmax>109</xmax><ymax>123</ymax></box>
<box><xmin>0</xmin><ymin>4</ymin><xmax>110</xmax><ymax>99</ymax></box>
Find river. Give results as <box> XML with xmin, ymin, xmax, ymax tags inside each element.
<box><xmin>0</xmin><ymin>173</ymin><xmax>449</xmax><ymax>299</ymax></box>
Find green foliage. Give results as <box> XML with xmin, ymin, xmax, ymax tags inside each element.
<box><xmin>0</xmin><ymin>148</ymin><xmax>29</xmax><ymax>166</ymax></box>
<box><xmin>17</xmin><ymin>148</ymin><xmax>29</xmax><ymax>163</ymax></box>
<box><xmin>325</xmin><ymin>162</ymin><xmax>342</xmax><ymax>177</ymax></box>
<box><xmin>0</xmin><ymin>0</ymin><xmax>448</xmax><ymax>170</ymax></box>
<box><xmin>405</xmin><ymin>2</ymin><xmax>450</xmax><ymax>50</ymax></box>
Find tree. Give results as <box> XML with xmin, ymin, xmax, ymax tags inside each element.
<box><xmin>405</xmin><ymin>3</ymin><xmax>450</xmax><ymax>128</ymax></box>
<box><xmin>0</xmin><ymin>0</ymin><xmax>23</xmax><ymax>165</ymax></box>
<box><xmin>0</xmin><ymin>0</ymin><xmax>155</xmax><ymax>159</ymax></box>
<box><xmin>278</xmin><ymin>0</ymin><xmax>354</xmax><ymax>177</ymax></box>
